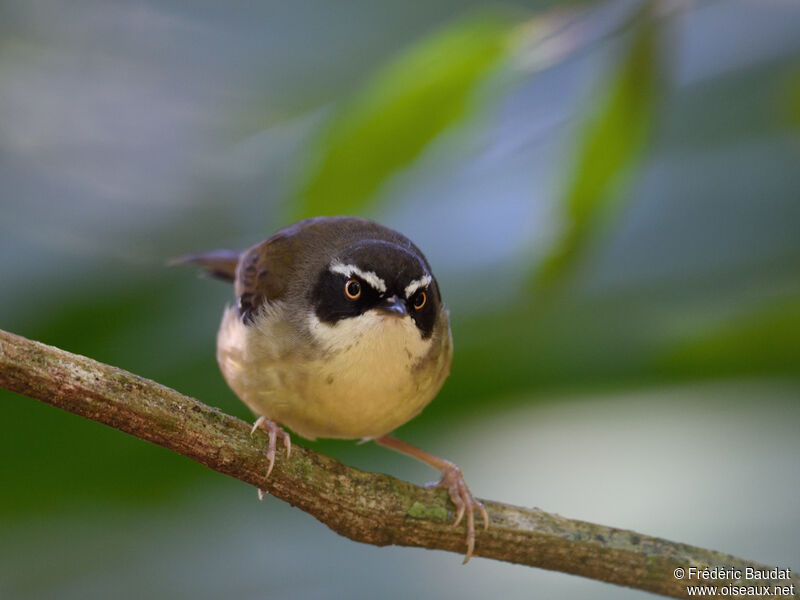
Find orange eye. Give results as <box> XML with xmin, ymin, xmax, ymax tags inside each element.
<box><xmin>412</xmin><ymin>290</ymin><xmax>426</xmax><ymax>310</ymax></box>
<box><xmin>344</xmin><ymin>278</ymin><xmax>361</xmax><ymax>300</ymax></box>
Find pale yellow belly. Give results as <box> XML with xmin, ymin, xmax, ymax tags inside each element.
<box><xmin>216</xmin><ymin>306</ymin><xmax>451</xmax><ymax>440</ymax></box>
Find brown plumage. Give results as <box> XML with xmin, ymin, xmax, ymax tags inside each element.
<box><xmin>174</xmin><ymin>216</ymin><xmax>487</xmax><ymax>562</ymax></box>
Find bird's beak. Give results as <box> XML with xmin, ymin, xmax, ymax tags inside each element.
<box><xmin>375</xmin><ymin>295</ymin><xmax>407</xmax><ymax>317</ymax></box>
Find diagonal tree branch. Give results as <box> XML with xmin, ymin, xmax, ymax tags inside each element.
<box><xmin>0</xmin><ymin>328</ymin><xmax>795</xmax><ymax>598</ymax></box>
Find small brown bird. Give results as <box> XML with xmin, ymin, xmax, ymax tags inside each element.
<box><xmin>176</xmin><ymin>216</ymin><xmax>487</xmax><ymax>561</ymax></box>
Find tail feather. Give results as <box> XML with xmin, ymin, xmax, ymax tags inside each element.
<box><xmin>170</xmin><ymin>249</ymin><xmax>240</xmax><ymax>282</ymax></box>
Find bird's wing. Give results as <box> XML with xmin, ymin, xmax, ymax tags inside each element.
<box><xmin>234</xmin><ymin>218</ymin><xmax>330</xmax><ymax>323</ymax></box>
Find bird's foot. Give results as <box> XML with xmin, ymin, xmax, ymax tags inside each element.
<box><xmin>250</xmin><ymin>416</ymin><xmax>291</xmax><ymax>499</ymax></box>
<box><xmin>374</xmin><ymin>435</ymin><xmax>489</xmax><ymax>563</ymax></box>
<box><xmin>427</xmin><ymin>462</ymin><xmax>489</xmax><ymax>563</ymax></box>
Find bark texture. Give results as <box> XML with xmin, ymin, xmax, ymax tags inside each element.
<box><xmin>1</xmin><ymin>328</ymin><xmax>795</xmax><ymax>598</ymax></box>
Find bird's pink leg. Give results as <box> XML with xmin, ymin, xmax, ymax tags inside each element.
<box><xmin>375</xmin><ymin>435</ymin><xmax>488</xmax><ymax>563</ymax></box>
<box><xmin>251</xmin><ymin>416</ymin><xmax>292</xmax><ymax>499</ymax></box>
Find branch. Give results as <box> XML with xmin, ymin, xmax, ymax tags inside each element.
<box><xmin>1</xmin><ymin>328</ymin><xmax>795</xmax><ymax>598</ymax></box>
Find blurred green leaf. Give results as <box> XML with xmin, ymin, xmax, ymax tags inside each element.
<box><xmin>658</xmin><ymin>297</ymin><xmax>800</xmax><ymax>378</ymax></box>
<box><xmin>782</xmin><ymin>67</ymin><xmax>800</xmax><ymax>128</ymax></box>
<box><xmin>292</xmin><ymin>12</ymin><xmax>515</xmax><ymax>219</ymax></box>
<box><xmin>434</xmin><ymin>293</ymin><xmax>800</xmax><ymax>411</ymax></box>
<box><xmin>534</xmin><ymin>7</ymin><xmax>662</xmax><ymax>289</ymax></box>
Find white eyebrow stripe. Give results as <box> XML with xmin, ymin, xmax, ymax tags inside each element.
<box><xmin>404</xmin><ymin>275</ymin><xmax>432</xmax><ymax>298</ymax></box>
<box><xmin>329</xmin><ymin>262</ymin><xmax>387</xmax><ymax>293</ymax></box>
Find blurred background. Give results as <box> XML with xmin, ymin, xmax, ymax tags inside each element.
<box><xmin>1</xmin><ymin>0</ymin><xmax>799</xmax><ymax>598</ymax></box>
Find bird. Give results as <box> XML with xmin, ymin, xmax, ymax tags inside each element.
<box><xmin>174</xmin><ymin>216</ymin><xmax>488</xmax><ymax>561</ymax></box>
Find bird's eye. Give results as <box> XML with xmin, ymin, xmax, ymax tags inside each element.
<box><xmin>344</xmin><ymin>278</ymin><xmax>361</xmax><ymax>300</ymax></box>
<box><xmin>412</xmin><ymin>290</ymin><xmax>426</xmax><ymax>310</ymax></box>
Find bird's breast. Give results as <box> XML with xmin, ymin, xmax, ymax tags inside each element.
<box><xmin>216</xmin><ymin>305</ymin><xmax>451</xmax><ymax>440</ymax></box>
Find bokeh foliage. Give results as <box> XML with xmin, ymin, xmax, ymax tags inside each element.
<box><xmin>293</xmin><ymin>13</ymin><xmax>515</xmax><ymax>219</ymax></box>
<box><xmin>534</xmin><ymin>5</ymin><xmax>661</xmax><ymax>288</ymax></box>
<box><xmin>2</xmin><ymin>0</ymin><xmax>799</xmax><ymax>511</ymax></box>
<box><xmin>1</xmin><ymin>0</ymin><xmax>799</xmax><ymax>597</ymax></box>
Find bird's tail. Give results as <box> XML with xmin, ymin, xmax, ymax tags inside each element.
<box><xmin>169</xmin><ymin>249</ymin><xmax>240</xmax><ymax>282</ymax></box>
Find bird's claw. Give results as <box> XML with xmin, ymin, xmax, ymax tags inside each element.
<box><xmin>250</xmin><ymin>416</ymin><xmax>291</xmax><ymax>498</ymax></box>
<box><xmin>435</xmin><ymin>463</ymin><xmax>489</xmax><ymax>563</ymax></box>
